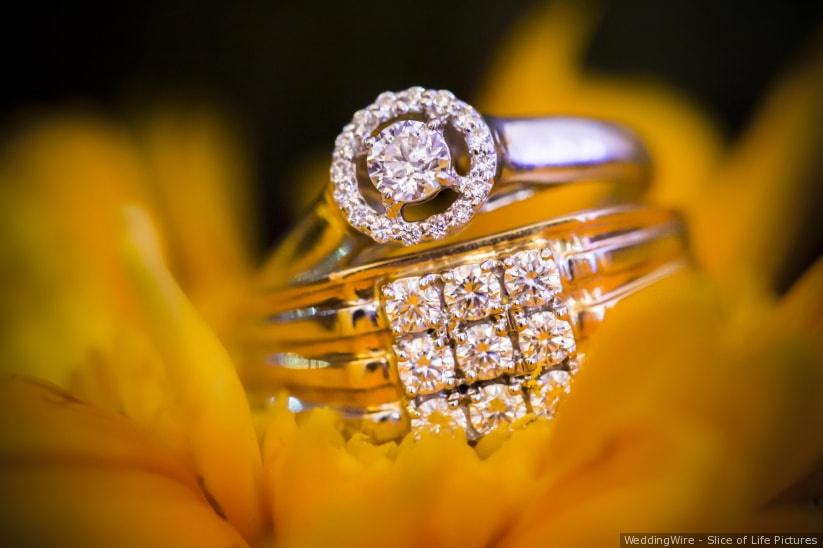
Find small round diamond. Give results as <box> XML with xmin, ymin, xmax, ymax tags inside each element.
<box><xmin>383</xmin><ymin>277</ymin><xmax>443</xmax><ymax>334</ymax></box>
<box><xmin>468</xmin><ymin>384</ymin><xmax>528</xmax><ymax>437</ymax></box>
<box><xmin>504</xmin><ymin>249</ymin><xmax>562</xmax><ymax>307</ymax></box>
<box><xmin>443</xmin><ymin>264</ymin><xmax>503</xmax><ymax>321</ymax></box>
<box><xmin>410</xmin><ymin>396</ymin><xmax>467</xmax><ymax>436</ymax></box>
<box><xmin>390</xmin><ymin>221</ymin><xmax>424</xmax><ymax>246</ymax></box>
<box><xmin>367</xmin><ymin>120</ymin><xmax>451</xmax><ymax>204</ymax></box>
<box><xmin>395</xmin><ymin>334</ymin><xmax>455</xmax><ymax>396</ymax></box>
<box><xmin>529</xmin><ymin>370</ymin><xmax>572</xmax><ymax>417</ymax></box>
<box><xmin>518</xmin><ymin>311</ymin><xmax>576</xmax><ymax>367</ymax></box>
<box><xmin>455</xmin><ymin>323</ymin><xmax>514</xmax><ymax>381</ymax></box>
<box><xmin>334</xmin><ymin>131</ymin><xmax>358</xmax><ymax>160</ymax></box>
<box><xmin>449</xmin><ymin>201</ymin><xmax>474</xmax><ymax>225</ymax></box>
<box><xmin>368</xmin><ymin>216</ymin><xmax>393</xmax><ymax>243</ymax></box>
<box><xmin>421</xmin><ymin>215</ymin><xmax>449</xmax><ymax>240</ymax></box>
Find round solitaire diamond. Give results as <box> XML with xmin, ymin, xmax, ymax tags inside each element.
<box><xmin>409</xmin><ymin>396</ymin><xmax>467</xmax><ymax>436</ymax></box>
<box><xmin>367</xmin><ymin>120</ymin><xmax>451</xmax><ymax>204</ymax></box>
<box><xmin>395</xmin><ymin>334</ymin><xmax>455</xmax><ymax>396</ymax></box>
<box><xmin>455</xmin><ymin>323</ymin><xmax>514</xmax><ymax>381</ymax></box>
<box><xmin>443</xmin><ymin>264</ymin><xmax>503</xmax><ymax>321</ymax></box>
<box><xmin>330</xmin><ymin>87</ymin><xmax>496</xmax><ymax>245</ymax></box>
<box><xmin>468</xmin><ymin>384</ymin><xmax>528</xmax><ymax>437</ymax></box>
<box><xmin>529</xmin><ymin>370</ymin><xmax>572</xmax><ymax>417</ymax></box>
<box><xmin>504</xmin><ymin>249</ymin><xmax>562</xmax><ymax>307</ymax></box>
<box><xmin>518</xmin><ymin>311</ymin><xmax>576</xmax><ymax>367</ymax></box>
<box><xmin>383</xmin><ymin>277</ymin><xmax>443</xmax><ymax>334</ymax></box>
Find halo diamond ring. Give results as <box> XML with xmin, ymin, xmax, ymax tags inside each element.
<box><xmin>329</xmin><ymin>86</ymin><xmax>648</xmax><ymax>247</ymax></box>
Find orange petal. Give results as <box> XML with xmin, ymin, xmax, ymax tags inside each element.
<box><xmin>0</xmin><ymin>376</ymin><xmax>247</xmax><ymax>547</ymax></box>
<box><xmin>120</xmin><ymin>206</ymin><xmax>267</xmax><ymax>542</ymax></box>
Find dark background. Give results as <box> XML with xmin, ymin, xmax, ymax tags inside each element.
<box><xmin>2</xmin><ymin>0</ymin><xmax>821</xmax><ymax>284</ymax></box>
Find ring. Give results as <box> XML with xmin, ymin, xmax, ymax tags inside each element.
<box><xmin>266</xmin><ymin>87</ymin><xmax>649</xmax><ymax>287</ymax></box>
<box><xmin>238</xmin><ymin>205</ymin><xmax>686</xmax><ymax>442</ymax></box>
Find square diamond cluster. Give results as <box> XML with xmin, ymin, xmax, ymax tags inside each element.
<box><xmin>380</xmin><ymin>248</ymin><xmax>577</xmax><ymax>440</ymax></box>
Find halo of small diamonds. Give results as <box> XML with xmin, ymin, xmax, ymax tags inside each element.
<box><xmin>330</xmin><ymin>87</ymin><xmax>497</xmax><ymax>246</ymax></box>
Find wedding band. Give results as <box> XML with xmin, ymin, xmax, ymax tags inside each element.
<box><xmin>237</xmin><ymin>205</ymin><xmax>686</xmax><ymax>442</ymax></box>
<box><xmin>265</xmin><ymin>87</ymin><xmax>649</xmax><ymax>287</ymax></box>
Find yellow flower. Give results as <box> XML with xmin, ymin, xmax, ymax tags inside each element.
<box><xmin>0</xmin><ymin>3</ymin><xmax>821</xmax><ymax>546</ymax></box>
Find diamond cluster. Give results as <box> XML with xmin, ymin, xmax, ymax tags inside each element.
<box><xmin>380</xmin><ymin>247</ymin><xmax>576</xmax><ymax>440</ymax></box>
<box><xmin>330</xmin><ymin>87</ymin><xmax>497</xmax><ymax>246</ymax></box>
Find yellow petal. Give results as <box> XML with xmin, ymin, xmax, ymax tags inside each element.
<box><xmin>501</xmin><ymin>273</ymin><xmax>744</xmax><ymax>544</ymax></box>
<box><xmin>0</xmin><ymin>111</ymin><xmax>257</xmax><ymax>386</ymax></box>
<box><xmin>0</xmin><ymin>376</ymin><xmax>247</xmax><ymax>547</ymax></box>
<box><xmin>0</xmin><ymin>118</ymin><xmax>149</xmax><ymax>385</ymax></box>
<box><xmin>478</xmin><ymin>1</ymin><xmax>723</xmax><ymax>214</ymax></box>
<box><xmin>691</xmin><ymin>41</ymin><xmax>823</xmax><ymax>294</ymax></box>
<box><xmin>136</xmin><ymin>111</ymin><xmax>259</xmax><ymax>332</ymax></box>
<box><xmin>260</xmin><ymin>398</ymin><xmax>552</xmax><ymax>548</ymax></box>
<box><xmin>503</xmin><ymin>269</ymin><xmax>823</xmax><ymax>544</ymax></box>
<box><xmin>120</xmin><ymin>206</ymin><xmax>267</xmax><ymax>542</ymax></box>
<box><xmin>772</xmin><ymin>258</ymin><xmax>823</xmax><ymax>345</ymax></box>
<box><xmin>1</xmin><ymin>468</ymin><xmax>249</xmax><ymax>548</ymax></box>
<box><xmin>740</xmin><ymin>258</ymin><xmax>823</xmax><ymax>505</ymax></box>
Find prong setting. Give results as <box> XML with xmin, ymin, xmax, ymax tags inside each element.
<box><xmin>330</xmin><ymin>87</ymin><xmax>497</xmax><ymax>245</ymax></box>
<box><xmin>381</xmin><ymin>246</ymin><xmax>575</xmax><ymax>440</ymax></box>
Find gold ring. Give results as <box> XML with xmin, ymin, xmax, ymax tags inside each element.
<box><xmin>236</xmin><ymin>204</ymin><xmax>687</xmax><ymax>442</ymax></box>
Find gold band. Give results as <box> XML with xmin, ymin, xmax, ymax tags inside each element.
<box><xmin>236</xmin><ymin>205</ymin><xmax>686</xmax><ymax>441</ymax></box>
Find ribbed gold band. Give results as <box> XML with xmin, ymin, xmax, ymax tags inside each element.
<box><xmin>235</xmin><ymin>205</ymin><xmax>686</xmax><ymax>441</ymax></box>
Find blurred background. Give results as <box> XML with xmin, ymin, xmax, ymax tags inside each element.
<box><xmin>2</xmin><ymin>0</ymin><xmax>821</xmax><ymax>286</ymax></box>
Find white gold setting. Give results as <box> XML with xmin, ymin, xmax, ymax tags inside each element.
<box><xmin>330</xmin><ymin>87</ymin><xmax>497</xmax><ymax>246</ymax></box>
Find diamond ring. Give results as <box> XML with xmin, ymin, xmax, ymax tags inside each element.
<box><xmin>237</xmin><ymin>205</ymin><xmax>686</xmax><ymax>442</ymax></box>
<box><xmin>267</xmin><ymin>87</ymin><xmax>649</xmax><ymax>287</ymax></box>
